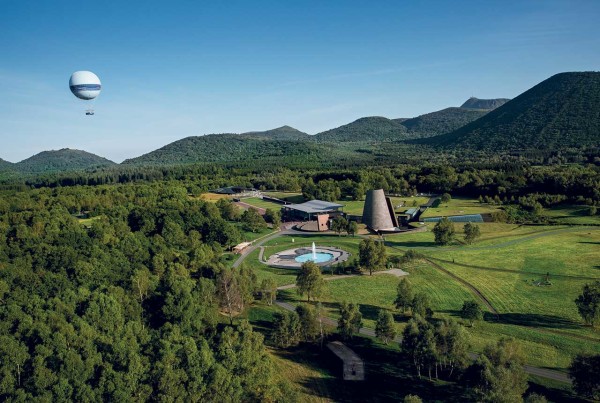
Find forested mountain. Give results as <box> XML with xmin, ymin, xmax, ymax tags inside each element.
<box><xmin>0</xmin><ymin>158</ymin><xmax>14</xmax><ymax>170</ymax></box>
<box><xmin>398</xmin><ymin>107</ymin><xmax>488</xmax><ymax>138</ymax></box>
<box><xmin>314</xmin><ymin>116</ymin><xmax>409</xmax><ymax>141</ymax></box>
<box><xmin>16</xmin><ymin>149</ymin><xmax>115</xmax><ymax>173</ymax></box>
<box><xmin>461</xmin><ymin>97</ymin><xmax>510</xmax><ymax>110</ymax></box>
<box><xmin>423</xmin><ymin>72</ymin><xmax>600</xmax><ymax>150</ymax></box>
<box><xmin>122</xmin><ymin>133</ymin><xmax>337</xmax><ymax>167</ymax></box>
<box><xmin>240</xmin><ymin>125</ymin><xmax>309</xmax><ymax>140</ymax></box>
<box><xmin>3</xmin><ymin>72</ymin><xmax>599</xmax><ymax>173</ymax></box>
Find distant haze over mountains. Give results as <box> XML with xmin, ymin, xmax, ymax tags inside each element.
<box><xmin>1</xmin><ymin>72</ymin><xmax>598</xmax><ymax>174</ymax></box>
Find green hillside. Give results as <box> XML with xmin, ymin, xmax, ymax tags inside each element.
<box><xmin>425</xmin><ymin>72</ymin><xmax>600</xmax><ymax>150</ymax></box>
<box><xmin>399</xmin><ymin>107</ymin><xmax>488</xmax><ymax>138</ymax></box>
<box><xmin>240</xmin><ymin>125</ymin><xmax>309</xmax><ymax>140</ymax></box>
<box><xmin>461</xmin><ymin>97</ymin><xmax>510</xmax><ymax>110</ymax></box>
<box><xmin>0</xmin><ymin>158</ymin><xmax>14</xmax><ymax>170</ymax></box>
<box><xmin>121</xmin><ymin>133</ymin><xmax>349</xmax><ymax>167</ymax></box>
<box><xmin>314</xmin><ymin>116</ymin><xmax>410</xmax><ymax>141</ymax></box>
<box><xmin>16</xmin><ymin>149</ymin><xmax>115</xmax><ymax>173</ymax></box>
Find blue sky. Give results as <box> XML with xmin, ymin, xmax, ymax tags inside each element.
<box><xmin>1</xmin><ymin>1</ymin><xmax>599</xmax><ymax>162</ymax></box>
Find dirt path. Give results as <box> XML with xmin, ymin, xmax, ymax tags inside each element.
<box><xmin>425</xmin><ymin>259</ymin><xmax>600</xmax><ymax>343</ymax></box>
<box><xmin>424</xmin><ymin>258</ymin><xmax>499</xmax><ymax>317</ymax></box>
<box><xmin>429</xmin><ymin>256</ymin><xmax>599</xmax><ymax>281</ymax></box>
<box><xmin>234</xmin><ymin>201</ymin><xmax>266</xmax><ymax>215</ymax></box>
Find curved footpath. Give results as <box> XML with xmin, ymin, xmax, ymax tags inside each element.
<box><xmin>273</xmin><ymin>282</ymin><xmax>571</xmax><ymax>384</ymax></box>
<box><xmin>232</xmin><ymin>230</ymin><xmax>572</xmax><ymax>384</ymax></box>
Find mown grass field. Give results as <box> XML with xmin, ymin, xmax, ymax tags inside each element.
<box><xmin>241</xmin><ymin>197</ymin><xmax>286</xmax><ymax>210</ymax></box>
<box><xmin>248</xmin><ymin>224</ymin><xmax>600</xmax><ymax>373</ymax></box>
<box><xmin>262</xmin><ymin>191</ymin><xmax>304</xmax><ymax>203</ymax></box>
<box><xmin>240</xmin><ymin>200</ymin><xmax>599</xmax><ymax>400</ymax></box>
<box><xmin>420</xmin><ymin>197</ymin><xmax>501</xmax><ymax>218</ymax></box>
<box><xmin>196</xmin><ymin>192</ymin><xmax>231</xmax><ymax>202</ymax></box>
<box><xmin>544</xmin><ymin>204</ymin><xmax>600</xmax><ymax>225</ymax></box>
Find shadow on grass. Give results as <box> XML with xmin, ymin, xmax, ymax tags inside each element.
<box><xmin>526</xmin><ymin>380</ymin><xmax>582</xmax><ymax>403</ymax></box>
<box><xmin>385</xmin><ymin>240</ymin><xmax>438</xmax><ymax>249</ymax></box>
<box><xmin>250</xmin><ymin>319</ymin><xmax>273</xmax><ymax>334</ymax></box>
<box><xmin>276</xmin><ymin>339</ymin><xmax>473</xmax><ymax>402</ymax></box>
<box><xmin>497</xmin><ymin>313</ymin><xmax>580</xmax><ymax>329</ymax></box>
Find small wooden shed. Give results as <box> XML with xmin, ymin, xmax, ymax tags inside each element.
<box><xmin>326</xmin><ymin>341</ymin><xmax>365</xmax><ymax>381</ymax></box>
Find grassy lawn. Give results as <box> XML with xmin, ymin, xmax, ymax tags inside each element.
<box><xmin>241</xmin><ymin>197</ymin><xmax>286</xmax><ymax>210</ymax></box>
<box><xmin>195</xmin><ymin>192</ymin><xmax>231</xmax><ymax>202</ymax></box>
<box><xmin>427</xmin><ymin>227</ymin><xmax>600</xmax><ymax>278</ymax></box>
<box><xmin>235</xmin><ymin>224</ymin><xmax>277</xmax><ymax>242</ymax></box>
<box><xmin>420</xmin><ymin>197</ymin><xmax>501</xmax><ymax>218</ymax></box>
<box><xmin>77</xmin><ymin>216</ymin><xmax>102</xmax><ymax>227</ymax></box>
<box><xmin>242</xmin><ymin>248</ymin><xmax>299</xmax><ymax>287</ymax></box>
<box><xmin>544</xmin><ymin>204</ymin><xmax>600</xmax><ymax>225</ymax></box>
<box><xmin>239</xmin><ymin>224</ymin><xmax>599</xmax><ymax>399</ymax></box>
<box><xmin>278</xmin><ymin>263</ymin><xmax>474</xmax><ymax>330</ymax></box>
<box><xmin>262</xmin><ymin>191</ymin><xmax>304</xmax><ymax>203</ymax></box>
<box><xmin>242</xmin><ymin>224</ymin><xmax>600</xmax><ymax>375</ymax></box>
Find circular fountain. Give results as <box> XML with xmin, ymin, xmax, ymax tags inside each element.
<box><xmin>266</xmin><ymin>242</ymin><xmax>348</xmax><ymax>268</ymax></box>
<box><xmin>294</xmin><ymin>243</ymin><xmax>334</xmax><ymax>263</ymax></box>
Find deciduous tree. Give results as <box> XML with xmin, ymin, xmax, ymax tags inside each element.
<box><xmin>460</xmin><ymin>300</ymin><xmax>483</xmax><ymax>327</ymax></box>
<box><xmin>331</xmin><ymin>216</ymin><xmax>348</xmax><ymax>236</ymax></box>
<box><xmin>395</xmin><ymin>278</ymin><xmax>414</xmax><ymax>313</ymax></box>
<box><xmin>412</xmin><ymin>293</ymin><xmax>433</xmax><ymax>318</ymax></box>
<box><xmin>359</xmin><ymin>238</ymin><xmax>387</xmax><ymax>275</ymax></box>
<box><xmin>575</xmin><ymin>281</ymin><xmax>600</xmax><ymax>327</ymax></box>
<box><xmin>463</xmin><ymin>222</ymin><xmax>481</xmax><ymax>245</ymax></box>
<box><xmin>296</xmin><ymin>261</ymin><xmax>325</xmax><ymax>302</ymax></box>
<box><xmin>271</xmin><ymin>311</ymin><xmax>301</xmax><ymax>348</ymax></box>
<box><xmin>569</xmin><ymin>353</ymin><xmax>600</xmax><ymax>400</ymax></box>
<box><xmin>338</xmin><ymin>302</ymin><xmax>363</xmax><ymax>340</ymax></box>
<box><xmin>375</xmin><ymin>310</ymin><xmax>397</xmax><ymax>344</ymax></box>
<box><xmin>432</xmin><ymin>217</ymin><xmax>455</xmax><ymax>245</ymax></box>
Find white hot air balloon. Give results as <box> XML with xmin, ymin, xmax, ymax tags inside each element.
<box><xmin>69</xmin><ymin>71</ymin><xmax>101</xmax><ymax>115</ymax></box>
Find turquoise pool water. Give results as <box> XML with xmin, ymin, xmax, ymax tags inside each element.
<box><xmin>295</xmin><ymin>252</ymin><xmax>334</xmax><ymax>263</ymax></box>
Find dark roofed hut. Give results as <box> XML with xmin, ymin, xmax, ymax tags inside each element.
<box><xmin>281</xmin><ymin>200</ymin><xmax>344</xmax><ymax>222</ymax></box>
<box><xmin>327</xmin><ymin>341</ymin><xmax>365</xmax><ymax>381</ymax></box>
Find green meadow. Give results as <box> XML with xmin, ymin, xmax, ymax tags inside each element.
<box><xmin>249</xmin><ymin>223</ymin><xmax>600</xmax><ymax>372</ymax></box>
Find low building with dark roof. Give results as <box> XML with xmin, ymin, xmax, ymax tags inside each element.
<box><xmin>281</xmin><ymin>200</ymin><xmax>344</xmax><ymax>223</ymax></box>
<box><xmin>211</xmin><ymin>186</ymin><xmax>257</xmax><ymax>196</ymax></box>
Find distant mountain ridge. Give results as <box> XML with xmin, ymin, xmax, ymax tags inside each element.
<box><xmin>122</xmin><ymin>127</ymin><xmax>324</xmax><ymax>166</ymax></box>
<box><xmin>461</xmin><ymin>97</ymin><xmax>510</xmax><ymax>110</ymax></box>
<box><xmin>424</xmin><ymin>72</ymin><xmax>600</xmax><ymax>150</ymax></box>
<box><xmin>16</xmin><ymin>149</ymin><xmax>115</xmax><ymax>173</ymax></box>
<box><xmin>3</xmin><ymin>72</ymin><xmax>597</xmax><ymax>172</ymax></box>
<box><xmin>314</xmin><ymin>117</ymin><xmax>409</xmax><ymax>142</ymax></box>
<box><xmin>240</xmin><ymin>125</ymin><xmax>309</xmax><ymax>140</ymax></box>
<box><xmin>398</xmin><ymin>107</ymin><xmax>489</xmax><ymax>138</ymax></box>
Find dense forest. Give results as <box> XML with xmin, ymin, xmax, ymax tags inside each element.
<box><xmin>6</xmin><ymin>162</ymin><xmax>598</xmax><ymax>207</ymax></box>
<box><xmin>0</xmin><ymin>155</ymin><xmax>598</xmax><ymax>400</ymax></box>
<box><xmin>0</xmin><ymin>184</ymin><xmax>292</xmax><ymax>401</ymax></box>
